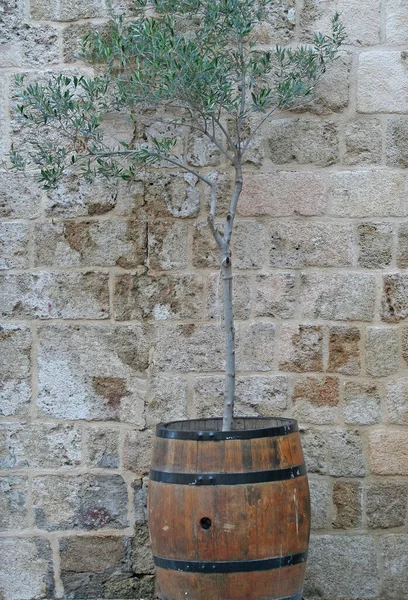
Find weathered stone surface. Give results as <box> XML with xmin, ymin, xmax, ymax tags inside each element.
<box><xmin>329</xmin><ymin>170</ymin><xmax>408</xmax><ymax>217</ymax></box>
<box><xmin>45</xmin><ymin>176</ymin><xmax>119</xmax><ymax>218</ymax></box>
<box><xmin>187</xmin><ymin>133</ymin><xmax>221</xmax><ymax>167</ymax></box>
<box><xmin>192</xmin><ymin>220</ymin><xmax>221</xmax><ymax>268</ymax></box>
<box><xmin>34</xmin><ymin>220</ymin><xmax>147</xmax><ymax>268</ymax></box>
<box><xmin>130</xmin><ymin>172</ymin><xmax>200</xmax><ymax>219</ymax></box>
<box><xmin>239</xmin><ymin>172</ymin><xmax>326</xmax><ymax>217</ymax></box>
<box><xmin>133</xmin><ymin>477</ymin><xmax>148</xmax><ymax>524</ymax></box>
<box><xmin>131</xmin><ymin>523</ymin><xmax>155</xmax><ymax>574</ymax></box>
<box><xmin>366</xmin><ymin>326</ymin><xmax>400</xmax><ymax>377</ymax></box>
<box><xmin>367</xmin><ymin>482</ymin><xmax>408</xmax><ymax>529</ymax></box>
<box><xmin>299</xmin><ymin>273</ymin><xmax>376</xmax><ymax>321</ymax></box>
<box><xmin>305</xmin><ymin>535</ymin><xmax>379</xmax><ymax>598</ymax></box>
<box><xmin>380</xmin><ymin>535</ymin><xmax>408</xmax><ymax>597</ymax></box>
<box><xmin>386</xmin><ymin>117</ymin><xmax>408</xmax><ymax>168</ymax></box>
<box><xmin>32</xmin><ymin>474</ymin><xmax>128</xmax><ymax>531</ymax></box>
<box><xmin>397</xmin><ymin>222</ymin><xmax>408</xmax><ymax>268</ymax></box>
<box><xmin>30</xmin><ymin>0</ymin><xmax>104</xmax><ymax>21</ymax></box>
<box><xmin>193</xmin><ymin>376</ymin><xmax>289</xmax><ymax>418</ymax></box>
<box><xmin>232</xmin><ymin>221</ymin><xmax>265</xmax><ymax>269</ymax></box>
<box><xmin>309</xmin><ymin>478</ymin><xmax>329</xmax><ymax>530</ymax></box>
<box><xmin>146</xmin><ymin>375</ymin><xmax>189</xmax><ymax>425</ymax></box>
<box><xmin>368</xmin><ymin>429</ymin><xmax>408</xmax><ymax>475</ymax></box>
<box><xmin>358</xmin><ymin>51</ymin><xmax>408</xmax><ymax>113</ymax></box>
<box><xmin>386</xmin><ymin>378</ymin><xmax>408</xmax><ymax>424</ymax></box>
<box><xmin>0</xmin><ymin>222</ymin><xmax>30</xmax><ymax>270</ymax></box>
<box><xmin>149</xmin><ymin>219</ymin><xmax>189</xmax><ymax>271</ymax></box>
<box><xmin>0</xmin><ymin>476</ymin><xmax>28</xmax><ymax>530</ymax></box>
<box><xmin>293</xmin><ymin>376</ymin><xmax>339</xmax><ymax>425</ymax></box>
<box><xmin>114</xmin><ymin>273</ymin><xmax>203</xmax><ymax>321</ymax></box>
<box><xmin>0</xmin><ymin>538</ymin><xmax>53</xmax><ymax>600</ymax></box>
<box><xmin>253</xmin><ymin>0</ymin><xmax>295</xmax><ymax>44</ymax></box>
<box><xmin>207</xmin><ymin>273</ymin><xmax>252</xmax><ymax>320</ymax></box>
<box><xmin>1</xmin><ymin>272</ymin><xmax>110</xmax><ymax>319</ymax></box>
<box><xmin>123</xmin><ymin>429</ymin><xmax>154</xmax><ymax>476</ymax></box>
<box><xmin>267</xmin><ymin>119</ymin><xmax>339</xmax><ymax>166</ymax></box>
<box><xmin>381</xmin><ymin>273</ymin><xmax>408</xmax><ymax>322</ymax></box>
<box><xmin>279</xmin><ymin>325</ymin><xmax>323</xmax><ymax>372</ymax></box>
<box><xmin>62</xmin><ymin>23</ymin><xmax>97</xmax><ymax>63</ymax></box>
<box><xmin>269</xmin><ymin>221</ymin><xmax>353</xmax><ymax>268</ymax></box>
<box><xmin>328</xmin><ymin>430</ymin><xmax>366</xmax><ymax>477</ymax></box>
<box><xmin>357</xmin><ymin>222</ymin><xmax>393</xmax><ymax>268</ymax></box>
<box><xmin>403</xmin><ymin>327</ymin><xmax>408</xmax><ymax>365</ymax></box>
<box><xmin>236</xmin><ymin>322</ymin><xmax>276</xmax><ymax>371</ymax></box>
<box><xmin>37</xmin><ymin>325</ymin><xmax>149</xmax><ymax>425</ymax></box>
<box><xmin>386</xmin><ymin>0</ymin><xmax>408</xmax><ymax>43</ymax></box>
<box><xmin>0</xmin><ymin>423</ymin><xmax>81</xmax><ymax>470</ymax></box>
<box><xmin>300</xmin><ymin>429</ymin><xmax>327</xmax><ymax>474</ymax></box>
<box><xmin>344</xmin><ymin>381</ymin><xmax>382</xmax><ymax>425</ymax></box>
<box><xmin>328</xmin><ymin>326</ymin><xmax>361</xmax><ymax>375</ymax></box>
<box><xmin>311</xmin><ymin>53</ymin><xmax>351</xmax><ymax>113</ymax></box>
<box><xmin>86</xmin><ymin>428</ymin><xmax>120</xmax><ymax>469</ymax></box>
<box><xmin>344</xmin><ymin>118</ymin><xmax>382</xmax><ymax>165</ymax></box>
<box><xmin>254</xmin><ymin>273</ymin><xmax>296</xmax><ymax>319</ymax></box>
<box><xmin>0</xmin><ymin>172</ymin><xmax>42</xmax><ymax>219</ymax></box>
<box><xmin>301</xmin><ymin>0</ymin><xmax>380</xmax><ymax>46</ymax></box>
<box><xmin>332</xmin><ymin>481</ymin><xmax>362</xmax><ymax>529</ymax></box>
<box><xmin>0</xmin><ymin>324</ymin><xmax>31</xmax><ymax>417</ymax></box>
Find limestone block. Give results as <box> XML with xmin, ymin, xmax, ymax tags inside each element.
<box><xmin>233</xmin><ymin>221</ymin><xmax>265</xmax><ymax>269</ymax></box>
<box><xmin>386</xmin><ymin>378</ymin><xmax>408</xmax><ymax>424</ymax></box>
<box><xmin>343</xmin><ymin>381</ymin><xmax>382</xmax><ymax>425</ymax></box>
<box><xmin>386</xmin><ymin>0</ymin><xmax>408</xmax><ymax>43</ymax></box>
<box><xmin>0</xmin><ymin>324</ymin><xmax>31</xmax><ymax>417</ymax></box>
<box><xmin>85</xmin><ymin>428</ymin><xmax>120</xmax><ymax>469</ymax></box>
<box><xmin>130</xmin><ymin>172</ymin><xmax>200</xmax><ymax>219</ymax></box>
<box><xmin>45</xmin><ymin>176</ymin><xmax>119</xmax><ymax>218</ymax></box>
<box><xmin>366</xmin><ymin>482</ymin><xmax>408</xmax><ymax>529</ymax></box>
<box><xmin>300</xmin><ymin>428</ymin><xmax>327</xmax><ymax>474</ymax></box>
<box><xmin>253</xmin><ymin>0</ymin><xmax>296</xmax><ymax>44</ymax></box>
<box><xmin>381</xmin><ymin>273</ymin><xmax>408</xmax><ymax>322</ymax></box>
<box><xmin>30</xmin><ymin>0</ymin><xmax>104</xmax><ymax>21</ymax></box>
<box><xmin>269</xmin><ymin>221</ymin><xmax>354</xmax><ymax>268</ymax></box>
<box><xmin>344</xmin><ymin>118</ymin><xmax>382</xmax><ymax>165</ymax></box>
<box><xmin>187</xmin><ymin>133</ymin><xmax>221</xmax><ymax>167</ymax></box>
<box><xmin>0</xmin><ymin>172</ymin><xmax>42</xmax><ymax>219</ymax></box>
<box><xmin>0</xmin><ymin>476</ymin><xmax>28</xmax><ymax>530</ymax></box>
<box><xmin>192</xmin><ymin>220</ymin><xmax>221</xmax><ymax>268</ymax></box>
<box><xmin>309</xmin><ymin>478</ymin><xmax>330</xmax><ymax>530</ymax></box>
<box><xmin>0</xmin><ymin>272</ymin><xmax>109</xmax><ymax>319</ymax></box>
<box><xmin>0</xmin><ymin>222</ymin><xmax>30</xmax><ymax>270</ymax></box>
<box><xmin>386</xmin><ymin>117</ymin><xmax>408</xmax><ymax>168</ymax></box>
<box><xmin>366</xmin><ymin>326</ymin><xmax>400</xmax><ymax>377</ymax></box>
<box><xmin>131</xmin><ymin>523</ymin><xmax>155</xmax><ymax>574</ymax></box>
<box><xmin>37</xmin><ymin>324</ymin><xmax>149</xmax><ymax>425</ymax></box>
<box><xmin>0</xmin><ymin>423</ymin><xmax>81</xmax><ymax>470</ymax></box>
<box><xmin>397</xmin><ymin>223</ymin><xmax>408</xmax><ymax>268</ymax></box>
<box><xmin>146</xmin><ymin>375</ymin><xmax>189</xmax><ymax>425</ymax></box>
<box><xmin>379</xmin><ymin>535</ymin><xmax>408</xmax><ymax>597</ymax></box>
<box><xmin>357</xmin><ymin>223</ymin><xmax>393</xmax><ymax>269</ymax></box>
<box><xmin>149</xmin><ymin>220</ymin><xmax>189</xmax><ymax>270</ymax></box>
<box><xmin>368</xmin><ymin>429</ymin><xmax>408</xmax><ymax>475</ymax></box>
<box><xmin>332</xmin><ymin>481</ymin><xmax>362</xmax><ymax>529</ymax></box>
<box><xmin>133</xmin><ymin>478</ymin><xmax>148</xmax><ymax>524</ymax></box>
<box><xmin>327</xmin><ymin>429</ymin><xmax>366</xmax><ymax>477</ymax></box>
<box><xmin>123</xmin><ymin>429</ymin><xmax>154</xmax><ymax>476</ymax></box>
<box><xmin>292</xmin><ymin>376</ymin><xmax>339</xmax><ymax>425</ymax></box>
<box><xmin>328</xmin><ymin>326</ymin><xmax>361</xmax><ymax>376</ymax></box>
<box><xmin>279</xmin><ymin>325</ymin><xmax>323</xmax><ymax>372</ymax></box>
<box><xmin>358</xmin><ymin>51</ymin><xmax>408</xmax><ymax>113</ymax></box>
<box><xmin>236</xmin><ymin>322</ymin><xmax>276</xmax><ymax>371</ymax></box>
<box><xmin>299</xmin><ymin>273</ymin><xmax>376</xmax><ymax>321</ymax></box>
<box><xmin>254</xmin><ymin>273</ymin><xmax>296</xmax><ymax>319</ymax></box>
<box><xmin>207</xmin><ymin>273</ymin><xmax>252</xmax><ymax>320</ymax></box>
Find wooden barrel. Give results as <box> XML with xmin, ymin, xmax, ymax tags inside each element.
<box><xmin>148</xmin><ymin>417</ymin><xmax>310</xmax><ymax>600</ymax></box>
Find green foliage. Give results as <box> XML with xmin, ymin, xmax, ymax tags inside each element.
<box><xmin>10</xmin><ymin>0</ymin><xmax>345</xmax><ymax>187</ymax></box>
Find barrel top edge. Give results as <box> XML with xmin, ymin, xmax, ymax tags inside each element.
<box><xmin>155</xmin><ymin>417</ymin><xmax>299</xmax><ymax>440</ymax></box>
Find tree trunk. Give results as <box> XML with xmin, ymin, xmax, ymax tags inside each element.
<box><xmin>220</xmin><ymin>243</ymin><xmax>235</xmax><ymax>431</ymax></box>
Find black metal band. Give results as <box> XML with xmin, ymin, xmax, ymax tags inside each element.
<box><xmin>154</xmin><ymin>550</ymin><xmax>308</xmax><ymax>573</ymax></box>
<box><xmin>150</xmin><ymin>463</ymin><xmax>306</xmax><ymax>485</ymax></box>
<box><xmin>156</xmin><ymin>418</ymin><xmax>298</xmax><ymax>441</ymax></box>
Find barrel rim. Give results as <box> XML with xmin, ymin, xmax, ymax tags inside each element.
<box><xmin>156</xmin><ymin>417</ymin><xmax>299</xmax><ymax>440</ymax></box>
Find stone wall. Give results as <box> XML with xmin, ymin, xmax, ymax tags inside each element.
<box><xmin>1</xmin><ymin>0</ymin><xmax>408</xmax><ymax>598</ymax></box>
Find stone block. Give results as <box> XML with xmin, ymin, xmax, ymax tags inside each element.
<box><xmin>146</xmin><ymin>375</ymin><xmax>189</xmax><ymax>425</ymax></box>
<box><xmin>0</xmin><ymin>538</ymin><xmax>53</xmax><ymax>600</ymax></box>
<box><xmin>292</xmin><ymin>376</ymin><xmax>339</xmax><ymax>425</ymax></box>
<box><xmin>357</xmin><ymin>222</ymin><xmax>393</xmax><ymax>268</ymax></box>
<box><xmin>367</xmin><ymin>482</ymin><xmax>408</xmax><ymax>529</ymax></box>
<box><xmin>192</xmin><ymin>220</ymin><xmax>221</xmax><ymax>268</ymax></box>
<box><xmin>380</xmin><ymin>535</ymin><xmax>408</xmax><ymax>597</ymax></box>
<box><xmin>62</xmin><ymin>23</ymin><xmax>96</xmax><ymax>63</ymax></box>
<box><xmin>0</xmin><ymin>423</ymin><xmax>81</xmax><ymax>470</ymax></box>
<box><xmin>397</xmin><ymin>223</ymin><xmax>408</xmax><ymax>268</ymax></box>
<box><xmin>0</xmin><ymin>324</ymin><xmax>31</xmax><ymax>417</ymax></box>
<box><xmin>187</xmin><ymin>133</ymin><xmax>221</xmax><ymax>167</ymax></box>
<box><xmin>381</xmin><ymin>273</ymin><xmax>408</xmax><ymax>322</ymax></box>
<box><xmin>386</xmin><ymin>117</ymin><xmax>408</xmax><ymax>168</ymax></box>
<box><xmin>309</xmin><ymin>478</ymin><xmax>330</xmax><ymax>530</ymax></box>
<box><xmin>133</xmin><ymin>477</ymin><xmax>148</xmax><ymax>524</ymax></box>
<box><xmin>328</xmin><ymin>326</ymin><xmax>361</xmax><ymax>376</ymax></box>
<box><xmin>236</xmin><ymin>322</ymin><xmax>276</xmax><ymax>371</ymax></box>
<box><xmin>300</xmin><ymin>428</ymin><xmax>327</xmax><ymax>474</ymax></box>
<box><xmin>0</xmin><ymin>476</ymin><xmax>28</xmax><ymax>530</ymax></box>
<box><xmin>267</xmin><ymin>119</ymin><xmax>339</xmax><ymax>166</ymax></box>
<box><xmin>114</xmin><ymin>273</ymin><xmax>203</xmax><ymax>321</ymax></box>
<box><xmin>32</xmin><ymin>474</ymin><xmax>128</xmax><ymax>531</ymax></box>
<box><xmin>329</xmin><ymin>170</ymin><xmax>408</xmax><ymax>217</ymax></box>
<box><xmin>0</xmin><ymin>222</ymin><xmax>30</xmax><ymax>270</ymax></box>
<box><xmin>386</xmin><ymin>0</ymin><xmax>408</xmax><ymax>43</ymax></box>
<box><xmin>344</xmin><ymin>118</ymin><xmax>382</xmax><ymax>165</ymax></box>
<box><xmin>366</xmin><ymin>326</ymin><xmax>400</xmax><ymax>377</ymax></box>
<box><xmin>299</xmin><ymin>272</ymin><xmax>376</xmax><ymax>321</ymax></box>
<box><xmin>131</xmin><ymin>523</ymin><xmax>155</xmax><ymax>574</ymax></box>
<box><xmin>0</xmin><ymin>20</ymin><xmax>59</xmax><ymax>68</ymax></box>
<box><xmin>279</xmin><ymin>325</ymin><xmax>323</xmax><ymax>372</ymax></box>
<box><xmin>130</xmin><ymin>172</ymin><xmax>200</xmax><ymax>219</ymax></box>
<box><xmin>34</xmin><ymin>220</ymin><xmax>147</xmax><ymax>268</ymax></box>
<box><xmin>1</xmin><ymin>272</ymin><xmax>109</xmax><ymax>319</ymax></box>
<box><xmin>149</xmin><ymin>219</ymin><xmax>189</xmax><ymax>271</ymax></box>
<box><xmin>403</xmin><ymin>328</ymin><xmax>408</xmax><ymax>364</ymax></box>
<box><xmin>86</xmin><ymin>428</ymin><xmax>120</xmax><ymax>469</ymax></box>
<box><xmin>239</xmin><ymin>172</ymin><xmax>326</xmax><ymax>217</ymax></box>
<box><xmin>344</xmin><ymin>381</ymin><xmax>382</xmax><ymax>425</ymax></box>
<box><xmin>386</xmin><ymin>378</ymin><xmax>408</xmax><ymax>424</ymax></box>
<box><xmin>332</xmin><ymin>481</ymin><xmax>362</xmax><ymax>529</ymax></box>
<box><xmin>269</xmin><ymin>221</ymin><xmax>354</xmax><ymax>268</ymax></box>
<box><xmin>253</xmin><ymin>0</ymin><xmax>296</xmax><ymax>44</ymax></box>
<box><xmin>30</xmin><ymin>0</ymin><xmax>104</xmax><ymax>21</ymax></box>
<box><xmin>301</xmin><ymin>0</ymin><xmax>380</xmax><ymax>46</ymax></box>
<box><xmin>123</xmin><ymin>429</ymin><xmax>154</xmax><ymax>476</ymax></box>
<box><xmin>0</xmin><ymin>172</ymin><xmax>42</xmax><ymax>219</ymax></box>
<box><xmin>305</xmin><ymin>535</ymin><xmax>379</xmax><ymax>598</ymax></box>
<box><xmin>37</xmin><ymin>325</ymin><xmax>149</xmax><ymax>425</ymax></box>
<box><xmin>358</xmin><ymin>51</ymin><xmax>408</xmax><ymax>113</ymax></box>
<box><xmin>45</xmin><ymin>176</ymin><xmax>119</xmax><ymax>218</ymax></box>
<box><xmin>232</xmin><ymin>221</ymin><xmax>265</xmax><ymax>269</ymax></box>
<box><xmin>328</xmin><ymin>429</ymin><xmax>366</xmax><ymax>477</ymax></box>
<box><xmin>368</xmin><ymin>429</ymin><xmax>408</xmax><ymax>475</ymax></box>
<box><xmin>203</xmin><ymin>171</ymin><xmax>233</xmax><ymax>216</ymax></box>
<box><xmin>207</xmin><ymin>273</ymin><xmax>252</xmax><ymax>321</ymax></box>
<box><xmin>254</xmin><ymin>273</ymin><xmax>296</xmax><ymax>319</ymax></box>
<box><xmin>311</xmin><ymin>53</ymin><xmax>351</xmax><ymax>113</ymax></box>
